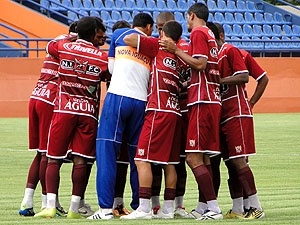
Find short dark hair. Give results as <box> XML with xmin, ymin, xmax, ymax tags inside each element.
<box><xmin>112</xmin><ymin>20</ymin><xmax>131</xmax><ymax>32</ymax></box>
<box><xmin>132</xmin><ymin>13</ymin><xmax>154</xmax><ymax>28</ymax></box>
<box><xmin>156</xmin><ymin>12</ymin><xmax>175</xmax><ymax>24</ymax></box>
<box><xmin>69</xmin><ymin>21</ymin><xmax>77</xmax><ymax>33</ymax></box>
<box><xmin>162</xmin><ymin>20</ymin><xmax>182</xmax><ymax>42</ymax></box>
<box><xmin>187</xmin><ymin>3</ymin><xmax>209</xmax><ymax>22</ymax></box>
<box><xmin>76</xmin><ymin>16</ymin><xmax>106</xmax><ymax>41</ymax></box>
<box><xmin>206</xmin><ymin>21</ymin><xmax>220</xmax><ymax>40</ymax></box>
<box><xmin>214</xmin><ymin>22</ymin><xmax>224</xmax><ymax>35</ymax></box>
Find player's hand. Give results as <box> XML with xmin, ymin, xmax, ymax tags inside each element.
<box><xmin>159</xmin><ymin>39</ymin><xmax>177</xmax><ymax>53</ymax></box>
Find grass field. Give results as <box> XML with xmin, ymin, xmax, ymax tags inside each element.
<box><xmin>0</xmin><ymin>113</ymin><xmax>299</xmax><ymax>225</ymax></box>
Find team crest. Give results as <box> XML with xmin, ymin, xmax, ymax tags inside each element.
<box><xmin>235</xmin><ymin>145</ymin><xmax>242</xmax><ymax>153</ymax></box>
<box><xmin>88</xmin><ymin>86</ymin><xmax>96</xmax><ymax>94</ymax></box>
<box><xmin>137</xmin><ymin>148</ymin><xmax>145</xmax><ymax>156</ymax></box>
<box><xmin>189</xmin><ymin>139</ymin><xmax>195</xmax><ymax>147</ymax></box>
<box><xmin>74</xmin><ymin>58</ymin><xmax>88</xmax><ymax>75</ymax></box>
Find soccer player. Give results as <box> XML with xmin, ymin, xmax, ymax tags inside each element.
<box><xmin>18</xmin><ymin>23</ymin><xmax>78</xmax><ymax>217</ymax></box>
<box><xmin>150</xmin><ymin>11</ymin><xmax>190</xmax><ymax>218</ymax></box>
<box><xmin>120</xmin><ymin>19</ymin><xmax>183</xmax><ymax>220</ymax></box>
<box><xmin>209</xmin><ymin>22</ymin><xmax>267</xmax><ymax>219</ymax></box>
<box><xmin>159</xmin><ymin>3</ymin><xmax>223</xmax><ymax>220</ymax></box>
<box><xmin>34</xmin><ymin>16</ymin><xmax>109</xmax><ymax>219</ymax></box>
<box><xmin>87</xmin><ymin>13</ymin><xmax>154</xmax><ymax>220</ymax></box>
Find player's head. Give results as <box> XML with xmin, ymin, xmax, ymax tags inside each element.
<box><xmin>207</xmin><ymin>22</ymin><xmax>224</xmax><ymax>48</ymax></box>
<box><xmin>156</xmin><ymin>12</ymin><xmax>175</xmax><ymax>37</ymax></box>
<box><xmin>161</xmin><ymin>20</ymin><xmax>182</xmax><ymax>42</ymax></box>
<box><xmin>112</xmin><ymin>20</ymin><xmax>131</xmax><ymax>32</ymax></box>
<box><xmin>69</xmin><ymin>21</ymin><xmax>78</xmax><ymax>34</ymax></box>
<box><xmin>132</xmin><ymin>12</ymin><xmax>154</xmax><ymax>36</ymax></box>
<box><xmin>186</xmin><ymin>3</ymin><xmax>209</xmax><ymax>32</ymax></box>
<box><xmin>214</xmin><ymin>22</ymin><xmax>225</xmax><ymax>42</ymax></box>
<box><xmin>92</xmin><ymin>17</ymin><xmax>107</xmax><ymax>47</ymax></box>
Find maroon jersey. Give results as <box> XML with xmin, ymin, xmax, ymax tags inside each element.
<box><xmin>139</xmin><ymin>36</ymin><xmax>181</xmax><ymax>115</ymax></box>
<box><xmin>47</xmin><ymin>38</ymin><xmax>108</xmax><ymax>120</ymax></box>
<box><xmin>218</xmin><ymin>43</ymin><xmax>252</xmax><ymax>123</ymax></box>
<box><xmin>240</xmin><ymin>49</ymin><xmax>267</xmax><ymax>81</ymax></box>
<box><xmin>187</xmin><ymin>26</ymin><xmax>220</xmax><ymax>106</ymax></box>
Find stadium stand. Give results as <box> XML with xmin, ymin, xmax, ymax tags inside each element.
<box><xmin>1</xmin><ymin>0</ymin><xmax>300</xmax><ymax>57</ymax></box>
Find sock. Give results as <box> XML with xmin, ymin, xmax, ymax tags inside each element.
<box><xmin>26</xmin><ymin>153</ymin><xmax>41</xmax><ymax>189</ymax></box>
<box><xmin>207</xmin><ymin>199</ymin><xmax>221</xmax><ymax>214</ymax></box>
<box><xmin>138</xmin><ymin>198</ymin><xmax>151</xmax><ymax>213</ymax></box>
<box><xmin>248</xmin><ymin>193</ymin><xmax>262</xmax><ymax>210</ymax></box>
<box><xmin>46</xmin><ymin>161</ymin><xmax>60</xmax><ymax>195</ymax></box>
<box><xmin>232</xmin><ymin>197</ymin><xmax>244</xmax><ymax>214</ymax></box>
<box><xmin>113</xmin><ymin>197</ymin><xmax>124</xmax><ymax>208</ymax></box>
<box><xmin>196</xmin><ymin>202</ymin><xmax>207</xmax><ymax>214</ymax></box>
<box><xmin>41</xmin><ymin>194</ymin><xmax>47</xmax><ymax>209</ymax></box>
<box><xmin>151</xmin><ymin>196</ymin><xmax>160</xmax><ymax>208</ymax></box>
<box><xmin>69</xmin><ymin>195</ymin><xmax>81</xmax><ymax>213</ymax></box>
<box><xmin>243</xmin><ymin>198</ymin><xmax>250</xmax><ymax>211</ymax></box>
<box><xmin>39</xmin><ymin>154</ymin><xmax>47</xmax><ymax>195</ymax></box>
<box><xmin>175</xmin><ymin>196</ymin><xmax>183</xmax><ymax>208</ymax></box>
<box><xmin>21</xmin><ymin>188</ymin><xmax>35</xmax><ymax>209</ymax></box>
<box><xmin>163</xmin><ymin>200</ymin><xmax>174</xmax><ymax>214</ymax></box>
<box><xmin>79</xmin><ymin>199</ymin><xmax>85</xmax><ymax>208</ymax></box>
<box><xmin>72</xmin><ymin>164</ymin><xmax>87</xmax><ymax>197</ymax></box>
<box><xmin>47</xmin><ymin>193</ymin><xmax>56</xmax><ymax>209</ymax></box>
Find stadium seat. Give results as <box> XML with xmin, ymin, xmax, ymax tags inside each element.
<box><xmin>82</xmin><ymin>0</ymin><xmax>94</xmax><ymax>10</ymax></box>
<box><xmin>217</xmin><ymin>0</ymin><xmax>227</xmax><ymax>12</ymax></box>
<box><xmin>208</xmin><ymin>13</ymin><xmax>214</xmax><ymax>22</ymax></box>
<box><xmin>90</xmin><ymin>9</ymin><xmax>100</xmax><ymax>17</ymax></box>
<box><xmin>177</xmin><ymin>0</ymin><xmax>187</xmax><ymax>11</ymax></box>
<box><xmin>136</xmin><ymin>0</ymin><xmax>146</xmax><ymax>11</ymax></box>
<box><xmin>244</xmin><ymin>12</ymin><xmax>255</xmax><ymax>24</ymax></box>
<box><xmin>291</xmin><ymin>36</ymin><xmax>300</xmax><ymax>48</ymax></box>
<box><xmin>187</xmin><ymin>0</ymin><xmax>197</xmax><ymax>7</ymax></box>
<box><xmin>251</xmin><ymin>36</ymin><xmax>264</xmax><ymax>49</ymax></box>
<box><xmin>175</xmin><ymin>11</ymin><xmax>185</xmax><ymax>23</ymax></box>
<box><xmin>79</xmin><ymin>9</ymin><xmax>89</xmax><ymax>17</ymax></box>
<box><xmin>125</xmin><ymin>0</ymin><xmax>136</xmax><ymax>10</ymax></box>
<box><xmin>226</xmin><ymin>0</ymin><xmax>237</xmax><ymax>12</ymax></box>
<box><xmin>105</xmin><ymin>0</ymin><xmax>115</xmax><ymax>9</ymax></box>
<box><xmin>167</xmin><ymin>0</ymin><xmax>177</xmax><ymax>10</ymax></box>
<box><xmin>73</xmin><ymin>0</ymin><xmax>84</xmax><ymax>10</ymax></box>
<box><xmin>93</xmin><ymin>0</ymin><xmax>105</xmax><ymax>9</ymax></box>
<box><xmin>274</xmin><ymin>12</ymin><xmax>284</xmax><ymax>24</ymax></box>
<box><xmin>101</xmin><ymin>10</ymin><xmax>112</xmax><ymax>23</ymax></box>
<box><xmin>234</xmin><ymin>12</ymin><xmax>245</xmax><ymax>24</ymax></box>
<box><xmin>50</xmin><ymin>0</ymin><xmax>65</xmax><ymax>11</ymax></box>
<box><xmin>264</xmin><ymin>12</ymin><xmax>274</xmax><ymax>24</ymax></box>
<box><xmin>246</xmin><ymin>1</ymin><xmax>258</xmax><ymax>12</ymax></box>
<box><xmin>243</xmin><ymin>24</ymin><xmax>253</xmax><ymax>36</ymax></box>
<box><xmin>254</xmin><ymin>12</ymin><xmax>264</xmax><ymax>24</ymax></box>
<box><xmin>115</xmin><ymin>0</ymin><xmax>126</xmax><ymax>9</ymax></box>
<box><xmin>62</xmin><ymin>0</ymin><xmax>72</xmax><ymax>8</ymax></box>
<box><xmin>236</xmin><ymin>0</ymin><xmax>246</xmax><ymax>12</ymax></box>
<box><xmin>261</xmin><ymin>36</ymin><xmax>272</xmax><ymax>49</ymax></box>
<box><xmin>282</xmin><ymin>24</ymin><xmax>294</xmax><ymax>36</ymax></box>
<box><xmin>292</xmin><ymin>25</ymin><xmax>300</xmax><ymax>36</ymax></box>
<box><xmin>241</xmin><ymin>35</ymin><xmax>251</xmax><ymax>48</ymax></box>
<box><xmin>281</xmin><ymin>36</ymin><xmax>292</xmax><ymax>49</ymax></box>
<box><xmin>40</xmin><ymin>0</ymin><xmax>50</xmax><ymax>13</ymax></box>
<box><xmin>122</xmin><ymin>11</ymin><xmax>132</xmax><ymax>22</ymax></box>
<box><xmin>157</xmin><ymin>0</ymin><xmax>168</xmax><ymax>11</ymax></box>
<box><xmin>207</xmin><ymin>0</ymin><xmax>217</xmax><ymax>11</ymax></box>
<box><xmin>232</xmin><ymin>24</ymin><xmax>243</xmax><ymax>37</ymax></box>
<box><xmin>253</xmin><ymin>24</ymin><xmax>263</xmax><ymax>37</ymax></box>
<box><xmin>225</xmin><ymin>12</ymin><xmax>235</xmax><ymax>24</ymax></box>
<box><xmin>214</xmin><ymin>12</ymin><xmax>225</xmax><ymax>24</ymax></box>
<box><xmin>223</xmin><ymin>24</ymin><xmax>233</xmax><ymax>36</ymax></box>
<box><xmin>111</xmin><ymin>10</ymin><xmax>122</xmax><ymax>21</ymax></box>
<box><xmin>146</xmin><ymin>0</ymin><xmax>157</xmax><ymax>11</ymax></box>
<box><xmin>262</xmin><ymin>24</ymin><xmax>273</xmax><ymax>37</ymax></box>
<box><xmin>67</xmin><ymin>10</ymin><xmax>79</xmax><ymax>24</ymax></box>
<box><xmin>272</xmin><ymin>24</ymin><xmax>283</xmax><ymax>36</ymax></box>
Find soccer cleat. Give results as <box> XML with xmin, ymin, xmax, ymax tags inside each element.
<box><xmin>87</xmin><ymin>209</ymin><xmax>114</xmax><ymax>220</ymax></box>
<box><xmin>152</xmin><ymin>205</ymin><xmax>160</xmax><ymax>215</ymax></box>
<box><xmin>66</xmin><ymin>210</ymin><xmax>83</xmax><ymax>219</ymax></box>
<box><xmin>34</xmin><ymin>208</ymin><xmax>56</xmax><ymax>218</ymax></box>
<box><xmin>56</xmin><ymin>206</ymin><xmax>67</xmax><ymax>217</ymax></box>
<box><xmin>174</xmin><ymin>207</ymin><xmax>193</xmax><ymax>218</ymax></box>
<box><xmin>120</xmin><ymin>209</ymin><xmax>152</xmax><ymax>220</ymax></box>
<box><xmin>152</xmin><ymin>209</ymin><xmax>174</xmax><ymax>219</ymax></box>
<box><xmin>189</xmin><ymin>209</ymin><xmax>203</xmax><ymax>219</ymax></box>
<box><xmin>224</xmin><ymin>209</ymin><xmax>245</xmax><ymax>219</ymax></box>
<box><xmin>196</xmin><ymin>210</ymin><xmax>223</xmax><ymax>220</ymax></box>
<box><xmin>112</xmin><ymin>204</ymin><xmax>130</xmax><ymax>217</ymax></box>
<box><xmin>19</xmin><ymin>207</ymin><xmax>35</xmax><ymax>216</ymax></box>
<box><xmin>244</xmin><ymin>207</ymin><xmax>265</xmax><ymax>219</ymax></box>
<box><xmin>78</xmin><ymin>204</ymin><xmax>94</xmax><ymax>217</ymax></box>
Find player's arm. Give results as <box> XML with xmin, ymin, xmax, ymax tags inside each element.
<box><xmin>46</xmin><ymin>39</ymin><xmax>59</xmax><ymax>58</ymax></box>
<box><xmin>159</xmin><ymin>39</ymin><xmax>206</xmax><ymax>71</ymax></box>
<box><xmin>124</xmin><ymin>34</ymin><xmax>158</xmax><ymax>58</ymax></box>
<box><xmin>249</xmin><ymin>74</ymin><xmax>269</xmax><ymax>108</ymax></box>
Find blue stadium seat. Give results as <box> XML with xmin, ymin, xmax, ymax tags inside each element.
<box><xmin>291</xmin><ymin>36</ymin><xmax>300</xmax><ymax>48</ymax></box>
<box><xmin>274</xmin><ymin>12</ymin><xmax>284</xmax><ymax>24</ymax></box>
<box><xmin>105</xmin><ymin>0</ymin><xmax>115</xmax><ymax>9</ymax></box>
<box><xmin>136</xmin><ymin>0</ymin><xmax>146</xmax><ymax>11</ymax></box>
<box><xmin>234</xmin><ymin>12</ymin><xmax>245</xmax><ymax>24</ymax></box>
<box><xmin>40</xmin><ymin>0</ymin><xmax>49</xmax><ymax>13</ymax></box>
<box><xmin>101</xmin><ymin>10</ymin><xmax>112</xmax><ymax>23</ymax></box>
<box><xmin>214</xmin><ymin>12</ymin><xmax>225</xmax><ymax>24</ymax></box>
<box><xmin>226</xmin><ymin>0</ymin><xmax>237</xmax><ymax>12</ymax></box>
<box><xmin>167</xmin><ymin>0</ymin><xmax>177</xmax><ymax>10</ymax></box>
<box><xmin>241</xmin><ymin>35</ymin><xmax>251</xmax><ymax>48</ymax></box>
<box><xmin>254</xmin><ymin>12</ymin><xmax>264</xmax><ymax>24</ymax></box>
<box><xmin>236</xmin><ymin>0</ymin><xmax>246</xmax><ymax>12</ymax></box>
<box><xmin>244</xmin><ymin>12</ymin><xmax>255</xmax><ymax>24</ymax></box>
<box><xmin>208</xmin><ymin>13</ymin><xmax>214</xmax><ymax>22</ymax></box>
<box><xmin>224</xmin><ymin>12</ymin><xmax>235</xmax><ymax>24</ymax></box>
<box><xmin>243</xmin><ymin>24</ymin><xmax>253</xmax><ymax>36</ymax></box>
<box><xmin>132</xmin><ymin>10</ymin><xmax>140</xmax><ymax>18</ymax></box>
<box><xmin>282</xmin><ymin>24</ymin><xmax>294</xmax><ymax>36</ymax></box>
<box><xmin>207</xmin><ymin>0</ymin><xmax>217</xmax><ymax>11</ymax></box>
<box><xmin>223</xmin><ymin>24</ymin><xmax>233</xmax><ymax>36</ymax></box>
<box><xmin>122</xmin><ymin>11</ymin><xmax>132</xmax><ymax>22</ymax></box>
<box><xmin>246</xmin><ymin>0</ymin><xmax>258</xmax><ymax>12</ymax></box>
<box><xmin>270</xmin><ymin>36</ymin><xmax>281</xmax><ymax>49</ymax></box>
<box><xmin>253</xmin><ymin>24</ymin><xmax>263</xmax><ymax>37</ymax></box>
<box><xmin>62</xmin><ymin>0</ymin><xmax>72</xmax><ymax>8</ymax></box>
<box><xmin>125</xmin><ymin>0</ymin><xmax>136</xmax><ymax>10</ymax></box>
<box><xmin>111</xmin><ymin>10</ymin><xmax>122</xmax><ymax>21</ymax></box>
<box><xmin>187</xmin><ymin>0</ymin><xmax>197</xmax><ymax>7</ymax></box>
<box><xmin>82</xmin><ymin>0</ymin><xmax>94</xmax><ymax>10</ymax></box>
<box><xmin>94</xmin><ymin>0</ymin><xmax>105</xmax><ymax>9</ymax></box>
<box><xmin>281</xmin><ymin>36</ymin><xmax>292</xmax><ymax>49</ymax></box>
<box><xmin>152</xmin><ymin>11</ymin><xmax>160</xmax><ymax>20</ymax></box>
<box><xmin>67</xmin><ymin>10</ymin><xmax>79</xmax><ymax>23</ymax></box>
<box><xmin>232</xmin><ymin>24</ymin><xmax>243</xmax><ymax>36</ymax></box>
<box><xmin>115</xmin><ymin>0</ymin><xmax>125</xmax><ymax>9</ymax></box>
<box><xmin>262</xmin><ymin>24</ymin><xmax>273</xmax><ymax>37</ymax></box>
<box><xmin>251</xmin><ymin>36</ymin><xmax>264</xmax><ymax>49</ymax></box>
<box><xmin>90</xmin><ymin>9</ymin><xmax>100</xmax><ymax>17</ymax></box>
<box><xmin>79</xmin><ymin>9</ymin><xmax>89</xmax><ymax>17</ymax></box>
<box><xmin>292</xmin><ymin>25</ymin><xmax>300</xmax><ymax>36</ymax></box>
<box><xmin>73</xmin><ymin>0</ymin><xmax>84</xmax><ymax>10</ymax></box>
<box><xmin>146</xmin><ymin>0</ymin><xmax>157</xmax><ymax>11</ymax></box>
<box><xmin>217</xmin><ymin>0</ymin><xmax>227</xmax><ymax>12</ymax></box>
<box><xmin>157</xmin><ymin>0</ymin><xmax>168</xmax><ymax>11</ymax></box>
<box><xmin>264</xmin><ymin>12</ymin><xmax>274</xmax><ymax>24</ymax></box>
<box><xmin>272</xmin><ymin>24</ymin><xmax>282</xmax><ymax>36</ymax></box>
<box><xmin>175</xmin><ymin>11</ymin><xmax>185</xmax><ymax>23</ymax></box>
<box><xmin>176</xmin><ymin>0</ymin><xmax>187</xmax><ymax>11</ymax></box>
<box><xmin>50</xmin><ymin>0</ymin><xmax>65</xmax><ymax>11</ymax></box>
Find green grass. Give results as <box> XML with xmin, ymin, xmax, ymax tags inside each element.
<box><xmin>0</xmin><ymin>113</ymin><xmax>299</xmax><ymax>224</ymax></box>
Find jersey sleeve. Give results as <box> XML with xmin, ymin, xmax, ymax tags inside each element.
<box><xmin>108</xmin><ymin>32</ymin><xmax>117</xmax><ymax>58</ymax></box>
<box><xmin>244</xmin><ymin>53</ymin><xmax>266</xmax><ymax>81</ymax></box>
<box><xmin>227</xmin><ymin>47</ymin><xmax>248</xmax><ymax>76</ymax></box>
<box><xmin>190</xmin><ymin>29</ymin><xmax>208</xmax><ymax>59</ymax></box>
<box><xmin>138</xmin><ymin>36</ymin><xmax>159</xmax><ymax>59</ymax></box>
<box><xmin>46</xmin><ymin>39</ymin><xmax>59</xmax><ymax>58</ymax></box>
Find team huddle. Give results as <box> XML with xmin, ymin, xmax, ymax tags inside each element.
<box><xmin>19</xmin><ymin>2</ymin><xmax>268</xmax><ymax>221</ymax></box>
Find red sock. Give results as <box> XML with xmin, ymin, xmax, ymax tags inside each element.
<box><xmin>46</xmin><ymin>161</ymin><xmax>60</xmax><ymax>194</ymax></box>
<box><xmin>139</xmin><ymin>187</ymin><xmax>152</xmax><ymax>199</ymax></box>
<box><xmin>72</xmin><ymin>164</ymin><xmax>87</xmax><ymax>197</ymax></box>
<box><xmin>26</xmin><ymin>153</ymin><xmax>41</xmax><ymax>189</ymax></box>
<box><xmin>39</xmin><ymin>154</ymin><xmax>48</xmax><ymax>194</ymax></box>
<box><xmin>164</xmin><ymin>188</ymin><xmax>176</xmax><ymax>200</ymax></box>
<box><xmin>237</xmin><ymin>166</ymin><xmax>257</xmax><ymax>196</ymax></box>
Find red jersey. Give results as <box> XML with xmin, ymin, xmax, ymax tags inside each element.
<box><xmin>138</xmin><ymin>36</ymin><xmax>181</xmax><ymax>115</ymax></box>
<box><xmin>187</xmin><ymin>26</ymin><xmax>221</xmax><ymax>106</ymax></box>
<box><xmin>47</xmin><ymin>38</ymin><xmax>108</xmax><ymax>120</ymax></box>
<box><xmin>240</xmin><ymin>49</ymin><xmax>267</xmax><ymax>81</ymax></box>
<box><xmin>218</xmin><ymin>43</ymin><xmax>252</xmax><ymax>123</ymax></box>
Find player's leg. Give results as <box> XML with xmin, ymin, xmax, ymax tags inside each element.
<box><xmin>151</xmin><ymin>164</ymin><xmax>163</xmax><ymax>214</ymax></box>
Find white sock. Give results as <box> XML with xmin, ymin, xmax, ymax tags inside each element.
<box><xmin>207</xmin><ymin>199</ymin><xmax>221</xmax><ymax>214</ymax></box>
<box><xmin>232</xmin><ymin>197</ymin><xmax>244</xmax><ymax>214</ymax></box>
<box><xmin>196</xmin><ymin>202</ymin><xmax>207</xmax><ymax>214</ymax></box>
<box><xmin>47</xmin><ymin>193</ymin><xmax>57</xmax><ymax>209</ymax></box>
<box><xmin>162</xmin><ymin>200</ymin><xmax>174</xmax><ymax>214</ymax></box>
<box><xmin>243</xmin><ymin>198</ymin><xmax>250</xmax><ymax>210</ymax></box>
<box><xmin>21</xmin><ymin>188</ymin><xmax>35</xmax><ymax>208</ymax></box>
<box><xmin>139</xmin><ymin>198</ymin><xmax>151</xmax><ymax>213</ymax></box>
<box><xmin>41</xmin><ymin>194</ymin><xmax>47</xmax><ymax>209</ymax></box>
<box><xmin>175</xmin><ymin>196</ymin><xmax>184</xmax><ymax>208</ymax></box>
<box><xmin>151</xmin><ymin>196</ymin><xmax>160</xmax><ymax>209</ymax></box>
<box><xmin>248</xmin><ymin>193</ymin><xmax>262</xmax><ymax>210</ymax></box>
<box><xmin>113</xmin><ymin>197</ymin><xmax>123</xmax><ymax>208</ymax></box>
<box><xmin>79</xmin><ymin>199</ymin><xmax>85</xmax><ymax>208</ymax></box>
<box><xmin>69</xmin><ymin>195</ymin><xmax>81</xmax><ymax>213</ymax></box>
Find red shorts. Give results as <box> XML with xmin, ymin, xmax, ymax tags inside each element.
<box><xmin>28</xmin><ymin>98</ymin><xmax>54</xmax><ymax>152</ymax></box>
<box><xmin>220</xmin><ymin>117</ymin><xmax>256</xmax><ymax>161</ymax></box>
<box><xmin>186</xmin><ymin>103</ymin><xmax>221</xmax><ymax>154</ymax></box>
<box><xmin>135</xmin><ymin>111</ymin><xmax>180</xmax><ymax>164</ymax></box>
<box><xmin>178</xmin><ymin>111</ymin><xmax>188</xmax><ymax>157</ymax></box>
<box><xmin>47</xmin><ymin>113</ymin><xmax>97</xmax><ymax>159</ymax></box>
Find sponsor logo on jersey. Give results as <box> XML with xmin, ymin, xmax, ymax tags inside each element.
<box><xmin>63</xmin><ymin>43</ymin><xmax>103</xmax><ymax>56</ymax></box>
<box><xmin>137</xmin><ymin>148</ymin><xmax>145</xmax><ymax>156</ymax></box>
<box><xmin>64</xmin><ymin>98</ymin><xmax>95</xmax><ymax>113</ymax></box>
<box><xmin>210</xmin><ymin>47</ymin><xmax>218</xmax><ymax>58</ymax></box>
<box><xmin>74</xmin><ymin>58</ymin><xmax>88</xmax><ymax>75</ymax></box>
<box><xmin>235</xmin><ymin>145</ymin><xmax>242</xmax><ymax>153</ymax></box>
<box><xmin>213</xmin><ymin>87</ymin><xmax>221</xmax><ymax>101</ymax></box>
<box><xmin>166</xmin><ymin>95</ymin><xmax>180</xmax><ymax>111</ymax></box>
<box><xmin>60</xmin><ymin>59</ymin><xmax>102</xmax><ymax>76</ymax></box>
<box><xmin>163</xmin><ymin>57</ymin><xmax>176</xmax><ymax>70</ymax></box>
<box><xmin>41</xmin><ymin>68</ymin><xmax>58</xmax><ymax>76</ymax></box>
<box><xmin>32</xmin><ymin>86</ymin><xmax>50</xmax><ymax>98</ymax></box>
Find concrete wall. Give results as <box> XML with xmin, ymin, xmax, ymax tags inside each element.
<box><xmin>0</xmin><ymin>57</ymin><xmax>299</xmax><ymax>117</ymax></box>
